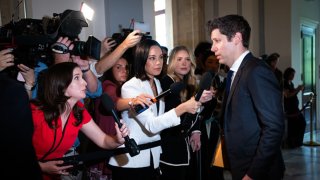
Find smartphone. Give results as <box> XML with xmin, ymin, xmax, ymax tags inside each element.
<box><xmin>134</xmin><ymin>22</ymin><xmax>150</xmax><ymax>35</ymax></box>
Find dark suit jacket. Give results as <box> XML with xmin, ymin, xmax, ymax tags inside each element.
<box><xmin>0</xmin><ymin>72</ymin><xmax>42</xmax><ymax>179</ymax></box>
<box><xmin>223</xmin><ymin>53</ymin><xmax>285</xmax><ymax>180</ymax></box>
<box><xmin>160</xmin><ymin>75</ymin><xmax>200</xmax><ymax>165</ymax></box>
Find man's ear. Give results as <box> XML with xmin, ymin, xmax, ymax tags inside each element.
<box><xmin>233</xmin><ymin>32</ymin><xmax>243</xmax><ymax>45</ymax></box>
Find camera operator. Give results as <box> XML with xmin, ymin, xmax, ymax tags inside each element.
<box><xmin>31</xmin><ymin>36</ymin><xmax>103</xmax><ymax>99</ymax></box>
<box><xmin>1</xmin><ymin>49</ymin><xmax>36</xmax><ymax>98</ymax></box>
<box><xmin>0</xmin><ymin>49</ymin><xmax>42</xmax><ymax>179</ymax></box>
<box><xmin>91</xmin><ymin>30</ymin><xmax>142</xmax><ymax>77</ymax></box>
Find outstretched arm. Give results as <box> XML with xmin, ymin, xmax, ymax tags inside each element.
<box><xmin>95</xmin><ymin>30</ymin><xmax>142</xmax><ymax>75</ymax></box>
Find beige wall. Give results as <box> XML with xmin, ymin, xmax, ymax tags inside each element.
<box><xmin>0</xmin><ymin>0</ymin><xmax>26</xmax><ymax>26</ymax></box>
<box><xmin>172</xmin><ymin>0</ymin><xmax>205</xmax><ymax>53</ymax></box>
<box><xmin>264</xmin><ymin>0</ymin><xmax>292</xmax><ymax>72</ymax></box>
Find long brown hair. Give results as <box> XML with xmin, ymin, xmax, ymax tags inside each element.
<box><xmin>32</xmin><ymin>62</ymin><xmax>84</xmax><ymax>128</ymax></box>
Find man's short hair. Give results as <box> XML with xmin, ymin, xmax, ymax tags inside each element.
<box><xmin>207</xmin><ymin>14</ymin><xmax>251</xmax><ymax>48</ymax></box>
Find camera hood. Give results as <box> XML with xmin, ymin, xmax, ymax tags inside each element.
<box><xmin>59</xmin><ymin>10</ymin><xmax>88</xmax><ymax>39</ymax></box>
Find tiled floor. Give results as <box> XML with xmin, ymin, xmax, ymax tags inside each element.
<box><xmin>223</xmin><ymin>131</ymin><xmax>320</xmax><ymax>180</ymax></box>
<box><xmin>282</xmin><ymin>131</ymin><xmax>320</xmax><ymax>180</ymax></box>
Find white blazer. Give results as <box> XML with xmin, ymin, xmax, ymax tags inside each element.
<box><xmin>109</xmin><ymin>77</ymin><xmax>181</xmax><ymax>168</ymax></box>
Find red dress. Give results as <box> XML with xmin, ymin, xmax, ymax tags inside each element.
<box><xmin>91</xmin><ymin>80</ymin><xmax>119</xmax><ymax>176</ymax></box>
<box><xmin>94</xmin><ymin>80</ymin><xmax>119</xmax><ymax>135</ymax></box>
<box><xmin>31</xmin><ymin>102</ymin><xmax>91</xmax><ymax>179</ymax></box>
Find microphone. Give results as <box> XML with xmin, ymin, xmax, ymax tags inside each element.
<box><xmin>101</xmin><ymin>93</ymin><xmax>140</xmax><ymax>157</ymax></box>
<box><xmin>134</xmin><ymin>81</ymin><xmax>185</xmax><ymax>114</ymax></box>
<box><xmin>180</xmin><ymin>71</ymin><xmax>213</xmax><ymax>135</ymax></box>
<box><xmin>194</xmin><ymin>71</ymin><xmax>213</xmax><ymax>101</ymax></box>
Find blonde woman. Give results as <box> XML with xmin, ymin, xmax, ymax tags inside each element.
<box><xmin>159</xmin><ymin>46</ymin><xmax>213</xmax><ymax>180</ymax></box>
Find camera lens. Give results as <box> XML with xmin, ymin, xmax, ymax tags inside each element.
<box><xmin>72</xmin><ymin>41</ymin><xmax>86</xmax><ymax>56</ymax></box>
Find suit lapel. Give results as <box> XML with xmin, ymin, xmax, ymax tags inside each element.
<box><xmin>226</xmin><ymin>53</ymin><xmax>253</xmax><ymax>105</ymax></box>
<box><xmin>141</xmin><ymin>79</ymin><xmax>163</xmax><ymax>116</ymax></box>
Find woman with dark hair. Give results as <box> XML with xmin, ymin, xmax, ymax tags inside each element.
<box><xmin>265</xmin><ymin>53</ymin><xmax>283</xmax><ymax>89</ymax></box>
<box><xmin>108</xmin><ymin>39</ymin><xmax>202</xmax><ymax>180</ymax></box>
<box><xmin>283</xmin><ymin>67</ymin><xmax>306</xmax><ymax>148</ymax></box>
<box><xmin>91</xmin><ymin>57</ymin><xmax>152</xmax><ymax>178</ymax></box>
<box><xmin>31</xmin><ymin>62</ymin><xmax>129</xmax><ymax>180</ymax></box>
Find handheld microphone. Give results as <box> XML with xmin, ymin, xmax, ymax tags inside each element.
<box><xmin>180</xmin><ymin>71</ymin><xmax>213</xmax><ymax>135</ymax></box>
<box><xmin>101</xmin><ymin>93</ymin><xmax>140</xmax><ymax>157</ymax></box>
<box><xmin>134</xmin><ymin>82</ymin><xmax>185</xmax><ymax>114</ymax></box>
<box><xmin>194</xmin><ymin>71</ymin><xmax>213</xmax><ymax>101</ymax></box>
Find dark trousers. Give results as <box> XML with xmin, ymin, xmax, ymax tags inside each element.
<box><xmin>111</xmin><ymin>165</ymin><xmax>158</xmax><ymax>180</ymax></box>
<box><xmin>160</xmin><ymin>163</ymin><xmax>189</xmax><ymax>180</ymax></box>
<box><xmin>287</xmin><ymin>113</ymin><xmax>306</xmax><ymax>148</ymax></box>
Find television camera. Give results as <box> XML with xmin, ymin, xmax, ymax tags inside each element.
<box><xmin>0</xmin><ymin>9</ymin><xmax>101</xmax><ymax>69</ymax></box>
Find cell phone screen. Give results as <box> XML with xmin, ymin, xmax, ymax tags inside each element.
<box><xmin>134</xmin><ymin>22</ymin><xmax>150</xmax><ymax>34</ymax></box>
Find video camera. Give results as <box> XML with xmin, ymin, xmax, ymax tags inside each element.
<box><xmin>0</xmin><ymin>9</ymin><xmax>101</xmax><ymax>68</ymax></box>
<box><xmin>51</xmin><ymin>35</ymin><xmax>101</xmax><ymax>60</ymax></box>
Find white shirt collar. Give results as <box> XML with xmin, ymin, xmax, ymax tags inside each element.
<box><xmin>230</xmin><ymin>50</ymin><xmax>250</xmax><ymax>73</ymax></box>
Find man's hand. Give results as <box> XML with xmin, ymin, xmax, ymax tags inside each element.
<box><xmin>101</xmin><ymin>37</ymin><xmax>117</xmax><ymax>56</ymax></box>
<box><xmin>0</xmin><ymin>49</ymin><xmax>14</xmax><ymax>71</ymax></box>
<box><xmin>53</xmin><ymin>37</ymin><xmax>74</xmax><ymax>63</ymax></box>
<box><xmin>189</xmin><ymin>132</ymin><xmax>201</xmax><ymax>152</ymax></box>
<box><xmin>120</xmin><ymin>30</ymin><xmax>143</xmax><ymax>49</ymax></box>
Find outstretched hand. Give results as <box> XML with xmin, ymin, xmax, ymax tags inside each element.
<box><xmin>199</xmin><ymin>89</ymin><xmax>214</xmax><ymax>103</ymax></box>
<box><xmin>39</xmin><ymin>160</ymin><xmax>73</xmax><ymax>176</ymax></box>
<box><xmin>101</xmin><ymin>37</ymin><xmax>117</xmax><ymax>56</ymax></box>
<box><xmin>184</xmin><ymin>97</ymin><xmax>202</xmax><ymax>114</ymax></box>
<box><xmin>130</xmin><ymin>93</ymin><xmax>154</xmax><ymax>108</ymax></box>
<box><xmin>121</xmin><ymin>30</ymin><xmax>142</xmax><ymax>49</ymax></box>
<box><xmin>114</xmin><ymin>119</ymin><xmax>130</xmax><ymax>145</ymax></box>
<box><xmin>0</xmin><ymin>49</ymin><xmax>14</xmax><ymax>71</ymax></box>
<box><xmin>17</xmin><ymin>64</ymin><xmax>35</xmax><ymax>86</ymax></box>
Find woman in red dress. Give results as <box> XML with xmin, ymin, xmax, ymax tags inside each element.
<box><xmin>31</xmin><ymin>62</ymin><xmax>129</xmax><ymax>179</ymax></box>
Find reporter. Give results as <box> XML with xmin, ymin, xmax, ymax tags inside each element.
<box><xmin>93</xmin><ymin>30</ymin><xmax>142</xmax><ymax>76</ymax></box>
<box><xmin>108</xmin><ymin>39</ymin><xmax>201</xmax><ymax>180</ymax></box>
<box><xmin>0</xmin><ymin>50</ymin><xmax>42</xmax><ymax>179</ymax></box>
<box><xmin>90</xmin><ymin>56</ymin><xmax>152</xmax><ymax>178</ymax></box>
<box><xmin>159</xmin><ymin>46</ymin><xmax>213</xmax><ymax>180</ymax></box>
<box><xmin>0</xmin><ymin>49</ymin><xmax>36</xmax><ymax>98</ymax></box>
<box><xmin>31</xmin><ymin>62</ymin><xmax>129</xmax><ymax>180</ymax></box>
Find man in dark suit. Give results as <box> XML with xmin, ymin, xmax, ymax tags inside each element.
<box><xmin>207</xmin><ymin>15</ymin><xmax>285</xmax><ymax>180</ymax></box>
<box><xmin>0</xmin><ymin>49</ymin><xmax>42</xmax><ymax>179</ymax></box>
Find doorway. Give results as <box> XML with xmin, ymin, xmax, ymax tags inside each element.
<box><xmin>301</xmin><ymin>24</ymin><xmax>318</xmax><ymax>144</ymax></box>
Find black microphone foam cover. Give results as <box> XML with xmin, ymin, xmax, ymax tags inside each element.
<box><xmin>199</xmin><ymin>71</ymin><xmax>213</xmax><ymax>90</ymax></box>
<box><xmin>195</xmin><ymin>71</ymin><xmax>213</xmax><ymax>101</ymax></box>
<box><xmin>169</xmin><ymin>82</ymin><xmax>185</xmax><ymax>94</ymax></box>
<box><xmin>101</xmin><ymin>93</ymin><xmax>115</xmax><ymax>112</ymax></box>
